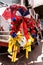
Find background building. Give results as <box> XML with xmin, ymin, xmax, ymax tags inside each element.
<box><xmin>0</xmin><ymin>0</ymin><xmax>20</xmax><ymax>5</ymax></box>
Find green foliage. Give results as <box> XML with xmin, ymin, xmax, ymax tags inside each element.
<box><xmin>15</xmin><ymin>40</ymin><xmax>20</xmax><ymax>47</ymax></box>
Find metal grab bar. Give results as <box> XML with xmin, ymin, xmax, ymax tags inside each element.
<box><xmin>0</xmin><ymin>31</ymin><xmax>9</xmax><ymax>41</ymax></box>
<box><xmin>0</xmin><ymin>31</ymin><xmax>10</xmax><ymax>36</ymax></box>
<box><xmin>0</xmin><ymin>31</ymin><xmax>9</xmax><ymax>32</ymax></box>
<box><xmin>0</xmin><ymin>35</ymin><xmax>10</xmax><ymax>36</ymax></box>
<box><xmin>0</xmin><ymin>31</ymin><xmax>10</xmax><ymax>34</ymax></box>
<box><xmin>0</xmin><ymin>39</ymin><xmax>8</xmax><ymax>43</ymax></box>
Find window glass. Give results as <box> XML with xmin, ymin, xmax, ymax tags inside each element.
<box><xmin>12</xmin><ymin>0</ymin><xmax>21</xmax><ymax>4</ymax></box>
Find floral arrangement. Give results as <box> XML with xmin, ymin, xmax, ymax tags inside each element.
<box><xmin>2</xmin><ymin>4</ymin><xmax>36</xmax><ymax>62</ymax></box>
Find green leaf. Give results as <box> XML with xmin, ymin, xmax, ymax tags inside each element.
<box><xmin>15</xmin><ymin>40</ymin><xmax>20</xmax><ymax>47</ymax></box>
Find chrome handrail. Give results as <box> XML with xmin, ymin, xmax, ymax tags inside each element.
<box><xmin>0</xmin><ymin>39</ymin><xmax>8</xmax><ymax>43</ymax></box>
<box><xmin>0</xmin><ymin>31</ymin><xmax>10</xmax><ymax>32</ymax></box>
<box><xmin>0</xmin><ymin>31</ymin><xmax>9</xmax><ymax>43</ymax></box>
<box><xmin>0</xmin><ymin>35</ymin><xmax>10</xmax><ymax>36</ymax></box>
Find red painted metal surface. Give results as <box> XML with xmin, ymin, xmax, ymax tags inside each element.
<box><xmin>0</xmin><ymin>42</ymin><xmax>8</xmax><ymax>47</ymax></box>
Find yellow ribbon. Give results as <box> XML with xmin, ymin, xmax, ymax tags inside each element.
<box><xmin>8</xmin><ymin>33</ymin><xmax>23</xmax><ymax>62</ymax></box>
<box><xmin>23</xmin><ymin>36</ymin><xmax>34</xmax><ymax>59</ymax></box>
<box><xmin>8</xmin><ymin>33</ymin><xmax>34</xmax><ymax>62</ymax></box>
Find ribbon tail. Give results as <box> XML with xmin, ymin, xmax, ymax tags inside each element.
<box><xmin>8</xmin><ymin>37</ymin><xmax>14</xmax><ymax>55</ymax></box>
<box><xmin>26</xmin><ymin>46</ymin><xmax>31</xmax><ymax>59</ymax></box>
<box><xmin>26</xmin><ymin>49</ymin><xmax>28</xmax><ymax>59</ymax></box>
<box><xmin>12</xmin><ymin>45</ymin><xmax>18</xmax><ymax>62</ymax></box>
<box><xmin>23</xmin><ymin>21</ymin><xmax>30</xmax><ymax>40</ymax></box>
